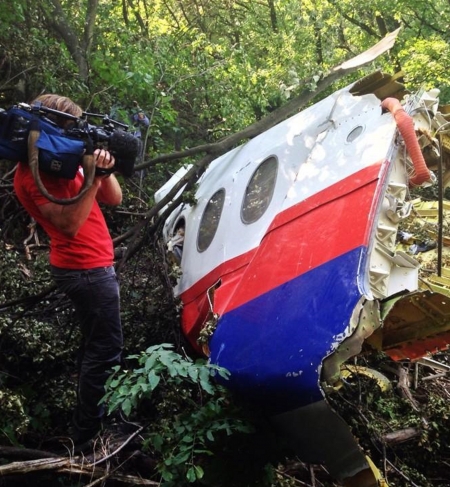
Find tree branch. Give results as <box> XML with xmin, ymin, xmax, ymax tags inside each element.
<box><xmin>136</xmin><ymin>28</ymin><xmax>400</xmax><ymax>173</ymax></box>
<box><xmin>0</xmin><ymin>455</ymin><xmax>158</xmax><ymax>485</ymax></box>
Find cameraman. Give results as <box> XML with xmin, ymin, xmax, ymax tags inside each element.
<box><xmin>14</xmin><ymin>94</ymin><xmax>123</xmax><ymax>446</ymax></box>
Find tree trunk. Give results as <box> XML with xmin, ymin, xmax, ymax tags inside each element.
<box><xmin>41</xmin><ymin>0</ymin><xmax>99</xmax><ymax>84</ymax></box>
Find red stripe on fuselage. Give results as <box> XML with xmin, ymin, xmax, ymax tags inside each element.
<box><xmin>222</xmin><ymin>163</ymin><xmax>384</xmax><ymax>312</ymax></box>
<box><xmin>180</xmin><ymin>162</ymin><xmax>386</xmax><ymax>343</ymax></box>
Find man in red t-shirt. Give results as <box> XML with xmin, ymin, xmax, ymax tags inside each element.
<box><xmin>14</xmin><ymin>94</ymin><xmax>124</xmax><ymax>446</ymax></box>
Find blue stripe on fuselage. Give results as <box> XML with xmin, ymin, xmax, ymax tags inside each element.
<box><xmin>209</xmin><ymin>247</ymin><xmax>367</xmax><ymax>414</ymax></box>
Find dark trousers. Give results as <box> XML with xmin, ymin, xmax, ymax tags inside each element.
<box><xmin>51</xmin><ymin>265</ymin><xmax>123</xmax><ymax>440</ymax></box>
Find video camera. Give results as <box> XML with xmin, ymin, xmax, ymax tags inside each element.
<box><xmin>0</xmin><ymin>102</ymin><xmax>141</xmax><ymax>179</ymax></box>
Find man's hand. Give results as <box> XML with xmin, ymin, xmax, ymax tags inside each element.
<box><xmin>94</xmin><ymin>149</ymin><xmax>115</xmax><ymax>178</ymax></box>
<box><xmin>94</xmin><ymin>149</ymin><xmax>122</xmax><ymax>206</ymax></box>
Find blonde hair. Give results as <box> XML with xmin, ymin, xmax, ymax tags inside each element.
<box><xmin>33</xmin><ymin>94</ymin><xmax>83</xmax><ymax>126</ymax></box>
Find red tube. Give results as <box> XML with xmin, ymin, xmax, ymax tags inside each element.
<box><xmin>381</xmin><ymin>97</ymin><xmax>432</xmax><ymax>186</ymax></box>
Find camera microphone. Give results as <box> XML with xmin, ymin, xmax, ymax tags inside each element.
<box><xmin>108</xmin><ymin>130</ymin><xmax>142</xmax><ymax>177</ymax></box>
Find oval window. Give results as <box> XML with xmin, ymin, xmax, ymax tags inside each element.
<box><xmin>347</xmin><ymin>125</ymin><xmax>364</xmax><ymax>143</ymax></box>
<box><xmin>241</xmin><ymin>156</ymin><xmax>278</xmax><ymax>224</ymax></box>
<box><xmin>197</xmin><ymin>189</ymin><xmax>226</xmax><ymax>252</ymax></box>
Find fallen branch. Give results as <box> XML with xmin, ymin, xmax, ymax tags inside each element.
<box><xmin>92</xmin><ymin>424</ymin><xmax>145</xmax><ymax>466</ymax></box>
<box><xmin>0</xmin><ymin>453</ymin><xmax>158</xmax><ymax>485</ymax></box>
<box><xmin>60</xmin><ymin>464</ymin><xmax>158</xmax><ymax>486</ymax></box>
<box><xmin>382</xmin><ymin>427</ymin><xmax>421</xmax><ymax>445</ymax></box>
<box><xmin>0</xmin><ymin>457</ymin><xmax>69</xmax><ymax>474</ymax></box>
<box><xmin>0</xmin><ymin>446</ymin><xmax>59</xmax><ymax>460</ymax></box>
<box><xmin>396</xmin><ymin>364</ymin><xmax>420</xmax><ymax>412</ymax></box>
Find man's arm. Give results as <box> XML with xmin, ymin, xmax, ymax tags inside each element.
<box><xmin>96</xmin><ymin>173</ymin><xmax>122</xmax><ymax>206</ymax></box>
<box><xmin>38</xmin><ymin>149</ymin><xmax>121</xmax><ymax>238</ymax></box>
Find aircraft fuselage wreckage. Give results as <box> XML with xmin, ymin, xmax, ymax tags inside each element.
<box><xmin>156</xmin><ymin>33</ymin><xmax>450</xmax><ymax>487</ymax></box>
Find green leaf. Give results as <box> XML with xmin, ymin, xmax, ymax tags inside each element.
<box><xmin>121</xmin><ymin>398</ymin><xmax>132</xmax><ymax>417</ymax></box>
<box><xmin>151</xmin><ymin>434</ymin><xmax>164</xmax><ymax>451</ymax></box>
<box><xmin>161</xmin><ymin>469</ymin><xmax>173</xmax><ymax>481</ymax></box>
<box><xmin>144</xmin><ymin>354</ymin><xmax>157</xmax><ymax>371</ymax></box>
<box><xmin>199</xmin><ymin>368</ymin><xmax>214</xmax><ymax>394</ymax></box>
<box><xmin>188</xmin><ymin>367</ymin><xmax>199</xmax><ymax>381</ymax></box>
<box><xmin>194</xmin><ymin>465</ymin><xmax>204</xmax><ymax>480</ymax></box>
<box><xmin>148</xmin><ymin>370</ymin><xmax>160</xmax><ymax>390</ymax></box>
<box><xmin>186</xmin><ymin>466</ymin><xmax>196</xmax><ymax>482</ymax></box>
<box><xmin>173</xmin><ymin>450</ymin><xmax>191</xmax><ymax>464</ymax></box>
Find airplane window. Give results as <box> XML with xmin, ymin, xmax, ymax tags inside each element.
<box><xmin>167</xmin><ymin>219</ymin><xmax>185</xmax><ymax>265</ymax></box>
<box><xmin>347</xmin><ymin>125</ymin><xmax>364</xmax><ymax>142</ymax></box>
<box><xmin>197</xmin><ymin>189</ymin><xmax>226</xmax><ymax>252</ymax></box>
<box><xmin>241</xmin><ymin>156</ymin><xmax>278</xmax><ymax>224</ymax></box>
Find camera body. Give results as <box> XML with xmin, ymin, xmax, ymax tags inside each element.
<box><xmin>0</xmin><ymin>103</ymin><xmax>141</xmax><ymax>179</ymax></box>
<box><xmin>66</xmin><ymin>114</ymin><xmax>142</xmax><ymax>178</ymax></box>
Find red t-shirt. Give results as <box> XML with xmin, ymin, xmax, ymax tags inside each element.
<box><xmin>14</xmin><ymin>162</ymin><xmax>114</xmax><ymax>269</ymax></box>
